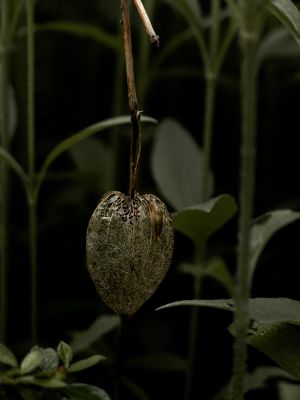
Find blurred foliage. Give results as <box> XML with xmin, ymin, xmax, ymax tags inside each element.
<box><xmin>1</xmin><ymin>0</ymin><xmax>300</xmax><ymax>399</ymax></box>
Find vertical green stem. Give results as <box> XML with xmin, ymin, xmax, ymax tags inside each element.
<box><xmin>185</xmin><ymin>271</ymin><xmax>203</xmax><ymax>400</ymax></box>
<box><xmin>230</xmin><ymin>1</ymin><xmax>258</xmax><ymax>399</ymax></box>
<box><xmin>26</xmin><ymin>0</ymin><xmax>35</xmax><ymax>177</ymax></box>
<box><xmin>202</xmin><ymin>74</ymin><xmax>216</xmax><ymax>200</ymax></box>
<box><xmin>29</xmin><ymin>199</ymin><xmax>38</xmax><ymax>343</ymax></box>
<box><xmin>0</xmin><ymin>0</ymin><xmax>10</xmax><ymax>343</ymax></box>
<box><xmin>26</xmin><ymin>0</ymin><xmax>37</xmax><ymax>343</ymax></box>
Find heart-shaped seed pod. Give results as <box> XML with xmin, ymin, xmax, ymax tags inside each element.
<box><xmin>86</xmin><ymin>191</ymin><xmax>174</xmax><ymax>317</ymax></box>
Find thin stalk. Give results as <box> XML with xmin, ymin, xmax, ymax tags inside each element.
<box><xmin>121</xmin><ymin>0</ymin><xmax>141</xmax><ymax>198</ymax></box>
<box><xmin>26</xmin><ymin>0</ymin><xmax>38</xmax><ymax>343</ymax></box>
<box><xmin>185</xmin><ymin>272</ymin><xmax>203</xmax><ymax>400</ymax></box>
<box><xmin>26</xmin><ymin>0</ymin><xmax>35</xmax><ymax>177</ymax></box>
<box><xmin>108</xmin><ymin>31</ymin><xmax>124</xmax><ymax>191</ymax></box>
<box><xmin>230</xmin><ymin>1</ymin><xmax>258</xmax><ymax>399</ymax></box>
<box><xmin>28</xmin><ymin>199</ymin><xmax>38</xmax><ymax>344</ymax></box>
<box><xmin>0</xmin><ymin>0</ymin><xmax>11</xmax><ymax>343</ymax></box>
<box><xmin>202</xmin><ymin>74</ymin><xmax>216</xmax><ymax>200</ymax></box>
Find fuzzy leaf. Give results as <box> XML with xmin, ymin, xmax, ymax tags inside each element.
<box><xmin>204</xmin><ymin>257</ymin><xmax>234</xmax><ymax>295</ymax></box>
<box><xmin>68</xmin><ymin>355</ymin><xmax>105</xmax><ymax>373</ymax></box>
<box><xmin>157</xmin><ymin>297</ymin><xmax>300</xmax><ymax>379</ymax></box>
<box><xmin>249</xmin><ymin>210</ymin><xmax>300</xmax><ymax>285</ymax></box>
<box><xmin>20</xmin><ymin>350</ymin><xmax>43</xmax><ymax>375</ymax></box>
<box><xmin>268</xmin><ymin>0</ymin><xmax>300</xmax><ymax>45</ymax></box>
<box><xmin>37</xmin><ymin>115</ymin><xmax>156</xmax><ymax>192</ymax></box>
<box><xmin>246</xmin><ymin>366</ymin><xmax>295</xmax><ymax>392</ymax></box>
<box><xmin>256</xmin><ymin>28</ymin><xmax>300</xmax><ymax>67</ymax></box>
<box><xmin>278</xmin><ymin>382</ymin><xmax>300</xmax><ymax>400</ymax></box>
<box><xmin>18</xmin><ymin>375</ymin><xmax>67</xmax><ymax>388</ymax></box>
<box><xmin>70</xmin><ymin>315</ymin><xmax>121</xmax><ymax>354</ymax></box>
<box><xmin>35</xmin><ymin>21</ymin><xmax>120</xmax><ymax>51</ymax></box>
<box><xmin>62</xmin><ymin>383</ymin><xmax>111</xmax><ymax>400</ymax></box>
<box><xmin>172</xmin><ymin>194</ymin><xmax>237</xmax><ymax>250</ymax></box>
<box><xmin>70</xmin><ymin>138</ymin><xmax>113</xmax><ymax>193</ymax></box>
<box><xmin>151</xmin><ymin>118</ymin><xmax>213</xmax><ymax>210</ymax></box>
<box><xmin>57</xmin><ymin>341</ymin><xmax>73</xmax><ymax>368</ymax></box>
<box><xmin>0</xmin><ymin>343</ymin><xmax>18</xmax><ymax>367</ymax></box>
<box><xmin>39</xmin><ymin>347</ymin><xmax>59</xmax><ymax>372</ymax></box>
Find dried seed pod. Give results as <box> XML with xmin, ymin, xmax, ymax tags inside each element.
<box><xmin>86</xmin><ymin>191</ymin><xmax>174</xmax><ymax>317</ymax></box>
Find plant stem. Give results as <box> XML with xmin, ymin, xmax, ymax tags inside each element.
<box><xmin>26</xmin><ymin>0</ymin><xmax>38</xmax><ymax>343</ymax></box>
<box><xmin>0</xmin><ymin>0</ymin><xmax>11</xmax><ymax>344</ymax></box>
<box><xmin>28</xmin><ymin>199</ymin><xmax>38</xmax><ymax>344</ymax></box>
<box><xmin>113</xmin><ymin>316</ymin><xmax>129</xmax><ymax>400</ymax></box>
<box><xmin>202</xmin><ymin>74</ymin><xmax>216</xmax><ymax>201</ymax></box>
<box><xmin>26</xmin><ymin>0</ymin><xmax>35</xmax><ymax>178</ymax></box>
<box><xmin>121</xmin><ymin>0</ymin><xmax>141</xmax><ymax>198</ymax></box>
<box><xmin>132</xmin><ymin>0</ymin><xmax>159</xmax><ymax>46</ymax></box>
<box><xmin>137</xmin><ymin>0</ymin><xmax>155</xmax><ymax>104</ymax></box>
<box><xmin>230</xmin><ymin>1</ymin><xmax>258</xmax><ymax>399</ymax></box>
<box><xmin>185</xmin><ymin>272</ymin><xmax>203</xmax><ymax>400</ymax></box>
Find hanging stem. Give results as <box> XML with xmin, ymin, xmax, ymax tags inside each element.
<box><xmin>121</xmin><ymin>0</ymin><xmax>141</xmax><ymax>198</ymax></box>
<box><xmin>26</xmin><ymin>0</ymin><xmax>38</xmax><ymax>343</ymax></box>
<box><xmin>132</xmin><ymin>0</ymin><xmax>159</xmax><ymax>46</ymax></box>
<box><xmin>230</xmin><ymin>1</ymin><xmax>258</xmax><ymax>399</ymax></box>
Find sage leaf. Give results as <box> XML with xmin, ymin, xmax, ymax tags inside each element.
<box><xmin>70</xmin><ymin>315</ymin><xmax>121</xmax><ymax>354</ymax></box>
<box><xmin>268</xmin><ymin>0</ymin><xmax>300</xmax><ymax>45</ymax></box>
<box><xmin>57</xmin><ymin>341</ymin><xmax>73</xmax><ymax>368</ymax></box>
<box><xmin>20</xmin><ymin>350</ymin><xmax>43</xmax><ymax>375</ymax></box>
<box><xmin>151</xmin><ymin>118</ymin><xmax>213</xmax><ymax>210</ymax></box>
<box><xmin>68</xmin><ymin>355</ymin><xmax>105</xmax><ymax>373</ymax></box>
<box><xmin>0</xmin><ymin>343</ymin><xmax>18</xmax><ymax>367</ymax></box>
<box><xmin>62</xmin><ymin>383</ymin><xmax>111</xmax><ymax>400</ymax></box>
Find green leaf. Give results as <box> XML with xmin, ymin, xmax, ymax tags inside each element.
<box><xmin>0</xmin><ymin>68</ymin><xmax>18</xmax><ymax>141</ymax></box>
<box><xmin>62</xmin><ymin>383</ymin><xmax>111</xmax><ymax>400</ymax></box>
<box><xmin>39</xmin><ymin>347</ymin><xmax>59</xmax><ymax>372</ymax></box>
<box><xmin>122</xmin><ymin>378</ymin><xmax>151</xmax><ymax>400</ymax></box>
<box><xmin>35</xmin><ymin>21</ymin><xmax>120</xmax><ymax>52</ymax></box>
<box><xmin>249</xmin><ymin>210</ymin><xmax>300</xmax><ymax>285</ymax></box>
<box><xmin>0</xmin><ymin>148</ymin><xmax>28</xmax><ymax>190</ymax></box>
<box><xmin>278</xmin><ymin>382</ymin><xmax>300</xmax><ymax>400</ymax></box>
<box><xmin>57</xmin><ymin>341</ymin><xmax>73</xmax><ymax>369</ymax></box>
<box><xmin>256</xmin><ymin>27</ymin><xmax>300</xmax><ymax>67</ymax></box>
<box><xmin>68</xmin><ymin>355</ymin><xmax>105</xmax><ymax>373</ymax></box>
<box><xmin>172</xmin><ymin>194</ymin><xmax>237</xmax><ymax>250</ymax></box>
<box><xmin>151</xmin><ymin>118</ymin><xmax>213</xmax><ymax>210</ymax></box>
<box><xmin>18</xmin><ymin>375</ymin><xmax>67</xmax><ymax>388</ymax></box>
<box><xmin>246</xmin><ymin>366</ymin><xmax>295</xmax><ymax>392</ymax></box>
<box><xmin>158</xmin><ymin>297</ymin><xmax>300</xmax><ymax>379</ymax></box>
<box><xmin>70</xmin><ymin>315</ymin><xmax>121</xmax><ymax>354</ymax></box>
<box><xmin>267</xmin><ymin>0</ymin><xmax>300</xmax><ymax>45</ymax></box>
<box><xmin>20</xmin><ymin>350</ymin><xmax>43</xmax><ymax>375</ymax></box>
<box><xmin>37</xmin><ymin>115</ymin><xmax>156</xmax><ymax>193</ymax></box>
<box><xmin>70</xmin><ymin>138</ymin><xmax>113</xmax><ymax>193</ymax></box>
<box><xmin>157</xmin><ymin>298</ymin><xmax>234</xmax><ymax>312</ymax></box>
<box><xmin>204</xmin><ymin>257</ymin><xmax>234</xmax><ymax>295</ymax></box>
<box><xmin>247</xmin><ymin>324</ymin><xmax>300</xmax><ymax>380</ymax></box>
<box><xmin>124</xmin><ymin>353</ymin><xmax>187</xmax><ymax>372</ymax></box>
<box><xmin>0</xmin><ymin>343</ymin><xmax>18</xmax><ymax>367</ymax></box>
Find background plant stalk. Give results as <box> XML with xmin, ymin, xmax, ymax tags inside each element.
<box><xmin>230</xmin><ymin>1</ymin><xmax>258</xmax><ymax>399</ymax></box>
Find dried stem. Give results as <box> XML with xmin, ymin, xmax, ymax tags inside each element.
<box><xmin>132</xmin><ymin>0</ymin><xmax>160</xmax><ymax>46</ymax></box>
<box><xmin>121</xmin><ymin>0</ymin><xmax>141</xmax><ymax>198</ymax></box>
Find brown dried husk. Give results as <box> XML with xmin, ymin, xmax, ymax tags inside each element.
<box><xmin>86</xmin><ymin>191</ymin><xmax>174</xmax><ymax>317</ymax></box>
